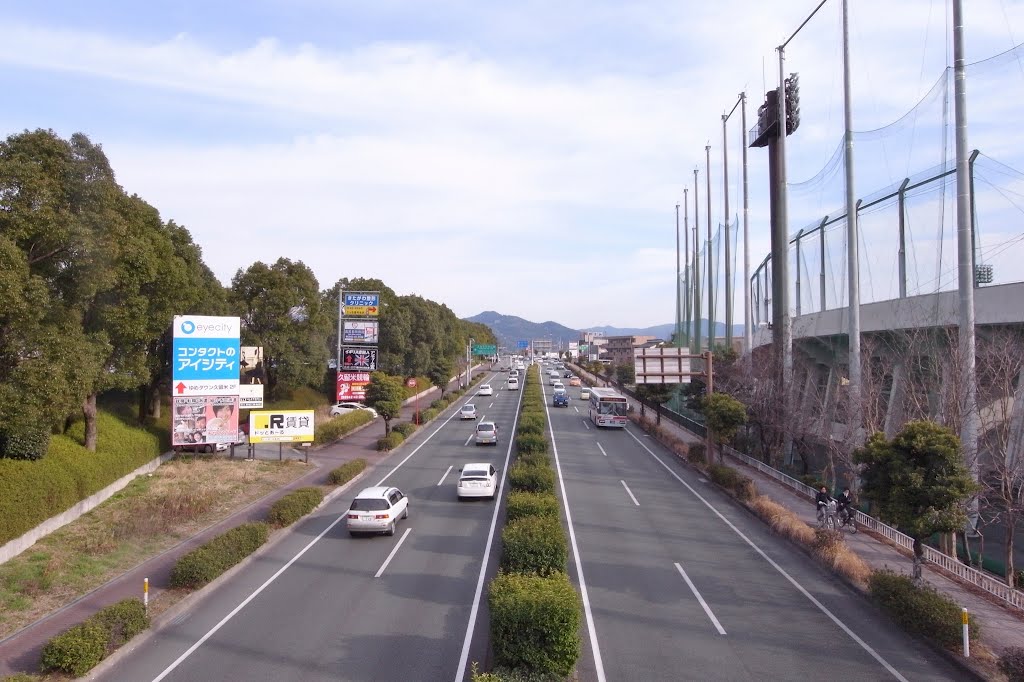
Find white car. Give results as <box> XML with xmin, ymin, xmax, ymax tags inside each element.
<box><xmin>580</xmin><ymin>388</ymin><xmax>591</xmax><ymax>400</ymax></box>
<box><xmin>549</xmin><ymin>374</ymin><xmax>560</xmax><ymax>386</ymax></box>
<box><xmin>347</xmin><ymin>486</ymin><xmax>409</xmax><ymax>537</ymax></box>
<box><xmin>330</xmin><ymin>402</ymin><xmax>379</xmax><ymax>418</ymax></box>
<box><xmin>457</xmin><ymin>463</ymin><xmax>497</xmax><ymax>499</ymax></box>
<box><xmin>478</xmin><ymin>384</ymin><xmax>494</xmax><ymax>396</ymax></box>
<box><xmin>552</xmin><ymin>381</ymin><xmax>564</xmax><ymax>391</ymax></box>
<box><xmin>475</xmin><ymin>421</ymin><xmax>499</xmax><ymax>446</ymax></box>
<box><xmin>509</xmin><ymin>369</ymin><xmax>520</xmax><ymax>378</ymax></box>
<box><xmin>507</xmin><ymin>377</ymin><xmax>520</xmax><ymax>391</ymax></box>
<box><xmin>460</xmin><ymin>404</ymin><xmax>478</xmax><ymax>420</ymax></box>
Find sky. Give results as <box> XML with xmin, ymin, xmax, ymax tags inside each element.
<box><xmin>2</xmin><ymin>0</ymin><xmax>1024</xmax><ymax>330</ymax></box>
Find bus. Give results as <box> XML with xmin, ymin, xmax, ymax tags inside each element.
<box><xmin>588</xmin><ymin>387</ymin><xmax>629</xmax><ymax>428</ymax></box>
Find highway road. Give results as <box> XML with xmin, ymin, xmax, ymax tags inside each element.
<box><xmin>98</xmin><ymin>371</ymin><xmax>520</xmax><ymax>682</ymax></box>
<box><xmin>542</xmin><ymin>380</ymin><xmax>964</xmax><ymax>681</ymax></box>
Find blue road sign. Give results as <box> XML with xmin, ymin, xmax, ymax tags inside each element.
<box><xmin>344</xmin><ymin>292</ymin><xmax>380</xmax><ymax>308</ymax></box>
<box><xmin>517</xmin><ymin>340</ymin><xmax>529</xmax><ymax>349</ymax></box>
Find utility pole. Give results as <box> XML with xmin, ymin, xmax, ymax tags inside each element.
<box><xmin>683</xmin><ymin>187</ymin><xmax>690</xmax><ymax>346</ymax></box>
<box><xmin>705</xmin><ymin>144</ymin><xmax>714</xmax><ymax>351</ymax></box>
<box><xmin>722</xmin><ymin>114</ymin><xmax>732</xmax><ymax>350</ymax></box>
<box><xmin>842</xmin><ymin>0</ymin><xmax>862</xmax><ymax>444</ymax></box>
<box><xmin>741</xmin><ymin>92</ymin><xmax>753</xmax><ymax>363</ymax></box>
<box><xmin>693</xmin><ymin>168</ymin><xmax>702</xmax><ymax>354</ymax></box>
<box><xmin>675</xmin><ymin>203</ymin><xmax>682</xmax><ymax>348</ymax></box>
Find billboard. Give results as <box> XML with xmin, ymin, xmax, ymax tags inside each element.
<box><xmin>172</xmin><ymin>315</ymin><xmax>241</xmax><ymax>396</ymax></box>
<box><xmin>634</xmin><ymin>347</ymin><xmax>692</xmax><ymax>384</ymax></box>
<box><xmin>172</xmin><ymin>396</ymin><xmax>239</xmax><ymax>445</ymax></box>
<box><xmin>249</xmin><ymin>410</ymin><xmax>315</xmax><ymax>444</ymax></box>
<box><xmin>342</xmin><ymin>346</ymin><xmax>378</xmax><ymax>371</ymax></box>
<box><xmin>343</xmin><ymin>321</ymin><xmax>379</xmax><ymax>344</ymax></box>
<box><xmin>343</xmin><ymin>291</ymin><xmax>380</xmax><ymax>317</ymax></box>
<box><xmin>240</xmin><ymin>346</ymin><xmax>265</xmax><ymax>385</ymax></box>
<box><xmin>337</xmin><ymin>371</ymin><xmax>371</xmax><ymax>401</ymax></box>
<box><xmin>239</xmin><ymin>384</ymin><xmax>264</xmax><ymax>409</ymax></box>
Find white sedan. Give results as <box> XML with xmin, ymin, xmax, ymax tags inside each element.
<box><xmin>457</xmin><ymin>463</ymin><xmax>497</xmax><ymax>499</ymax></box>
<box><xmin>330</xmin><ymin>402</ymin><xmax>379</xmax><ymax>418</ymax></box>
<box><xmin>346</xmin><ymin>486</ymin><xmax>409</xmax><ymax>536</ymax></box>
<box><xmin>478</xmin><ymin>384</ymin><xmax>494</xmax><ymax>396</ymax></box>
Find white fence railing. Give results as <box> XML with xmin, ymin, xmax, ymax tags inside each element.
<box><xmin>721</xmin><ymin>444</ymin><xmax>1024</xmax><ymax>612</ymax></box>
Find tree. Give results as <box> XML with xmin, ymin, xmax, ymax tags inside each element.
<box><xmin>614</xmin><ymin>363</ymin><xmax>635</xmax><ymax>386</ymax></box>
<box><xmin>702</xmin><ymin>392</ymin><xmax>748</xmax><ymax>463</ymax></box>
<box><xmin>635</xmin><ymin>383</ymin><xmax>675</xmax><ymax>423</ymax></box>
<box><xmin>428</xmin><ymin>358</ymin><xmax>454</xmax><ymax>397</ymax></box>
<box><xmin>365</xmin><ymin>372</ymin><xmax>405</xmax><ymax>435</ymax></box>
<box><xmin>854</xmin><ymin>420</ymin><xmax>977</xmax><ymax>578</ymax></box>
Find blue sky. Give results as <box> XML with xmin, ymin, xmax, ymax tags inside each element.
<box><xmin>3</xmin><ymin>1</ymin><xmax>1023</xmax><ymax>329</ymax></box>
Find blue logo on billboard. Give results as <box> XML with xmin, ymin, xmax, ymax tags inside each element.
<box><xmin>180</xmin><ymin>320</ymin><xmax>196</xmax><ymax>334</ymax></box>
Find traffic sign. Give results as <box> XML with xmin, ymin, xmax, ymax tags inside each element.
<box><xmin>406</xmin><ymin>378</ymin><xmax>417</xmax><ymax>388</ymax></box>
<box><xmin>517</xmin><ymin>340</ymin><xmax>529</xmax><ymax>349</ymax></box>
<box><xmin>472</xmin><ymin>344</ymin><xmax>497</xmax><ymax>356</ymax></box>
<box><xmin>343</xmin><ymin>292</ymin><xmax>380</xmax><ymax>317</ymax></box>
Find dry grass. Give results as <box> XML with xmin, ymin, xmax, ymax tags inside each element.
<box><xmin>0</xmin><ymin>457</ymin><xmax>308</xmax><ymax>639</ymax></box>
<box><xmin>748</xmin><ymin>496</ymin><xmax>817</xmax><ymax>546</ymax></box>
<box><xmin>813</xmin><ymin>529</ymin><xmax>873</xmax><ymax>588</ymax></box>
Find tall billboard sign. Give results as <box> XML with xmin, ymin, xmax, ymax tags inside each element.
<box><xmin>173</xmin><ymin>395</ymin><xmax>239</xmax><ymax>445</ymax></box>
<box><xmin>342</xmin><ymin>347</ymin><xmax>378</xmax><ymax>371</ymax></box>
<box><xmin>343</xmin><ymin>321</ymin><xmax>379</xmax><ymax>344</ymax></box>
<box><xmin>337</xmin><ymin>371</ymin><xmax>371</xmax><ymax>401</ymax></box>
<box><xmin>634</xmin><ymin>347</ymin><xmax>692</xmax><ymax>384</ymax></box>
<box><xmin>172</xmin><ymin>315</ymin><xmax>240</xmax><ymax>397</ymax></box>
<box><xmin>342</xmin><ymin>292</ymin><xmax>380</xmax><ymax>317</ymax></box>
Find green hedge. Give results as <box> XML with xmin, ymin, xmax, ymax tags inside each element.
<box><xmin>40</xmin><ymin>598</ymin><xmax>149</xmax><ymax>677</ymax></box>
<box><xmin>506</xmin><ymin>491</ymin><xmax>560</xmax><ymax>522</ymax></box>
<box><xmin>515</xmin><ymin>433</ymin><xmax>547</xmax><ymax>455</ymax></box>
<box><xmin>0</xmin><ymin>412</ymin><xmax>162</xmax><ymax>546</ymax></box>
<box><xmin>328</xmin><ymin>458</ymin><xmax>366</xmax><ymax>485</ymax></box>
<box><xmin>391</xmin><ymin>421</ymin><xmax>418</xmax><ymax>437</ymax></box>
<box><xmin>706</xmin><ymin>463</ymin><xmax>757</xmax><ymax>500</ymax></box>
<box><xmin>471</xmin><ymin>665</ymin><xmax>566</xmax><ymax>682</ymax></box>
<box><xmin>516</xmin><ymin>451</ymin><xmax>551</xmax><ymax>469</ymax></box>
<box><xmin>501</xmin><ymin>516</ymin><xmax>567</xmax><ymax>577</ymax></box>
<box><xmin>686</xmin><ymin>444</ymin><xmax>706</xmax><ymax>465</ymax></box>
<box><xmin>376</xmin><ymin>432</ymin><xmax>405</xmax><ymax>451</ymax></box>
<box><xmin>516</xmin><ymin>414</ymin><xmax>546</xmax><ymax>436</ymax></box>
<box><xmin>999</xmin><ymin>647</ymin><xmax>1024</xmax><ymax>682</ymax></box>
<box><xmin>266</xmin><ymin>487</ymin><xmax>324</xmax><ymax>526</ymax></box>
<box><xmin>169</xmin><ymin>522</ymin><xmax>270</xmax><ymax>589</ymax></box>
<box><xmin>488</xmin><ymin>572</ymin><xmax>581</xmax><ymax>677</ymax></box>
<box><xmin>508</xmin><ymin>462</ymin><xmax>555</xmax><ymax>494</ymax></box>
<box><xmin>314</xmin><ymin>409</ymin><xmax>373</xmax><ymax>445</ymax></box>
<box><xmin>868</xmin><ymin>570</ymin><xmax>980</xmax><ymax>648</ymax></box>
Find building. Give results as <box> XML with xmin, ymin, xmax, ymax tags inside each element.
<box><xmin>605</xmin><ymin>335</ymin><xmax>661</xmax><ymax>367</ymax></box>
<box><xmin>578</xmin><ymin>331</ymin><xmax>608</xmax><ymax>361</ymax></box>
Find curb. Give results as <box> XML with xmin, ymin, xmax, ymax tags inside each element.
<box><xmin>630</xmin><ymin>415</ymin><xmax>988</xmax><ymax>682</ymax></box>
<box><xmin>84</xmin><ymin>470</ymin><xmax>367</xmax><ymax>681</ymax></box>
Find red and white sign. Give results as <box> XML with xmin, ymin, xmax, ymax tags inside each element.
<box><xmin>406</xmin><ymin>378</ymin><xmax>417</xmax><ymax>388</ymax></box>
<box><xmin>337</xmin><ymin>371</ymin><xmax>371</xmax><ymax>401</ymax></box>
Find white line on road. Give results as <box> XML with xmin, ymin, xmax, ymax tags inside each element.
<box><xmin>374</xmin><ymin>527</ymin><xmax>412</xmax><ymax>578</ymax></box>
<box><xmin>574</xmin><ymin>406</ymin><xmax>579</xmax><ymax>413</ymax></box>
<box><xmin>582</xmin><ymin>419</ymin><xmax>590</xmax><ymax>430</ymax></box>
<box><xmin>674</xmin><ymin>562</ymin><xmax>726</xmax><ymax>635</ymax></box>
<box><xmin>437</xmin><ymin>465</ymin><xmax>453</xmax><ymax>486</ymax></box>
<box><xmin>464</xmin><ymin>433</ymin><xmax>474</xmax><ymax>447</ymax></box>
<box><xmin>454</xmin><ymin>376</ymin><xmax>527</xmax><ymax>682</ymax></box>
<box><xmin>625</xmin><ymin>428</ymin><xmax>908</xmax><ymax>682</ymax></box>
<box><xmin>596</xmin><ymin>443</ymin><xmax>608</xmax><ymax>457</ymax></box>
<box><xmin>620</xmin><ymin>480</ymin><xmax>639</xmax><ymax>506</ymax></box>
<box><xmin>488</xmin><ymin>402</ymin><xmax>493</xmax><ymax>409</ymax></box>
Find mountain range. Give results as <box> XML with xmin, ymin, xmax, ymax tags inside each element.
<box><xmin>465</xmin><ymin>311</ymin><xmax>744</xmax><ymax>349</ymax></box>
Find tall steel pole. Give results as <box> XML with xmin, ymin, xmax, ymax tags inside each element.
<box><xmin>675</xmin><ymin>203</ymin><xmax>682</xmax><ymax>347</ymax></box>
<box><xmin>705</xmin><ymin>144</ymin><xmax>714</xmax><ymax>350</ymax></box>
<box><xmin>842</xmin><ymin>0</ymin><xmax>862</xmax><ymax>442</ymax></box>
<box><xmin>776</xmin><ymin>46</ymin><xmax>793</xmax><ymax>419</ymax></box>
<box><xmin>722</xmin><ymin>114</ymin><xmax>733</xmax><ymax>350</ymax></box>
<box><xmin>693</xmin><ymin>168</ymin><xmax>702</xmax><ymax>354</ymax></box>
<box><xmin>953</xmin><ymin>0</ymin><xmax>979</xmax><ymax>528</ymax></box>
<box><xmin>683</xmin><ymin>187</ymin><xmax>690</xmax><ymax>346</ymax></box>
<box><xmin>741</xmin><ymin>92</ymin><xmax>753</xmax><ymax>362</ymax></box>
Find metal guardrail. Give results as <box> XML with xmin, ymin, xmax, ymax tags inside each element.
<box><xmin>718</xmin><ymin>441</ymin><xmax>1024</xmax><ymax>612</ymax></box>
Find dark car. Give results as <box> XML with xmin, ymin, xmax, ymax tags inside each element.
<box><xmin>553</xmin><ymin>392</ymin><xmax>569</xmax><ymax>407</ymax></box>
<box><xmin>563</xmin><ymin>371</ymin><xmax>573</xmax><ymax>378</ymax></box>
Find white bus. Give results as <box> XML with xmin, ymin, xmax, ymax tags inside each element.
<box><xmin>588</xmin><ymin>387</ymin><xmax>629</xmax><ymax>428</ymax></box>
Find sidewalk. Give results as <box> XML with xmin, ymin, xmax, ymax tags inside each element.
<box><xmin>0</xmin><ymin>374</ymin><xmax>478</xmax><ymax>678</ymax></box>
<box><xmin>570</xmin><ymin>364</ymin><xmax>1024</xmax><ymax>666</ymax></box>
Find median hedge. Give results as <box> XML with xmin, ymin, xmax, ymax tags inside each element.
<box><xmin>328</xmin><ymin>458</ymin><xmax>366</xmax><ymax>485</ymax></box>
<box><xmin>868</xmin><ymin>569</ymin><xmax>980</xmax><ymax>648</ymax></box>
<box><xmin>488</xmin><ymin>571</ymin><xmax>581</xmax><ymax>677</ymax></box>
<box><xmin>515</xmin><ymin>433</ymin><xmax>547</xmax><ymax>455</ymax></box>
<box><xmin>506</xmin><ymin>491</ymin><xmax>560</xmax><ymax>522</ymax></box>
<box><xmin>40</xmin><ymin>598</ymin><xmax>149</xmax><ymax>677</ymax></box>
<box><xmin>266</xmin><ymin>487</ymin><xmax>324</xmax><ymax>527</ymax></box>
<box><xmin>508</xmin><ymin>462</ymin><xmax>555</xmax><ymax>494</ymax></box>
<box><xmin>0</xmin><ymin>412</ymin><xmax>162</xmax><ymax>546</ymax></box>
<box><xmin>376</xmin><ymin>432</ymin><xmax>405</xmax><ymax>451</ymax></box>
<box><xmin>169</xmin><ymin>522</ymin><xmax>270</xmax><ymax>589</ymax></box>
<box><xmin>501</xmin><ymin>516</ymin><xmax>568</xmax><ymax>577</ymax></box>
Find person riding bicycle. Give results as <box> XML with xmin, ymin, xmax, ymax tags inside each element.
<box><xmin>836</xmin><ymin>487</ymin><xmax>855</xmax><ymax>523</ymax></box>
<box><xmin>815</xmin><ymin>486</ymin><xmax>832</xmax><ymax>522</ymax></box>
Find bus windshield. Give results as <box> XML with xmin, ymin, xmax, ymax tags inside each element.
<box><xmin>599</xmin><ymin>400</ymin><xmax>627</xmax><ymax>416</ymax></box>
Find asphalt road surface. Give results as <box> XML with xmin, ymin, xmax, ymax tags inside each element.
<box><xmin>99</xmin><ymin>371</ymin><xmax>520</xmax><ymax>682</ymax></box>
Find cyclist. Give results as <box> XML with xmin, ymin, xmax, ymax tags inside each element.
<box><xmin>815</xmin><ymin>486</ymin><xmax>832</xmax><ymax>524</ymax></box>
<box><xmin>836</xmin><ymin>487</ymin><xmax>855</xmax><ymax>525</ymax></box>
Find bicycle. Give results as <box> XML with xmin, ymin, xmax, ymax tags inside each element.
<box><xmin>817</xmin><ymin>499</ymin><xmax>839</xmax><ymax>530</ymax></box>
<box><xmin>837</xmin><ymin>505</ymin><xmax>858</xmax><ymax>533</ymax></box>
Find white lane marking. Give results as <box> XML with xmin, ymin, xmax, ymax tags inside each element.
<box><xmin>488</xmin><ymin>402</ymin><xmax>494</xmax><ymax>409</ymax></box>
<box><xmin>574</xmin><ymin>406</ymin><xmax>579</xmax><ymax>413</ymax></box>
<box><xmin>544</xmin><ymin>381</ymin><xmax>607</xmax><ymax>681</ymax></box>
<box><xmin>624</xmin><ymin>428</ymin><xmax>908</xmax><ymax>682</ymax></box>
<box><xmin>596</xmin><ymin>443</ymin><xmax>608</xmax><ymax>457</ymax></box>
<box><xmin>582</xmin><ymin>419</ymin><xmax>590</xmax><ymax>430</ymax></box>
<box><xmin>454</xmin><ymin>375</ymin><xmax>526</xmax><ymax>682</ymax></box>
<box><xmin>620</xmin><ymin>480</ymin><xmax>640</xmax><ymax>506</ymax></box>
<box><xmin>437</xmin><ymin>465</ymin><xmax>453</xmax><ymax>486</ymax></box>
<box><xmin>464</xmin><ymin>433</ymin><xmax>474</xmax><ymax>447</ymax></box>
<box><xmin>674</xmin><ymin>562</ymin><xmax>727</xmax><ymax>635</ymax></box>
<box><xmin>374</xmin><ymin>527</ymin><xmax>412</xmax><ymax>578</ymax></box>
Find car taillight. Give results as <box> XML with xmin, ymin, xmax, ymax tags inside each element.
<box><xmin>374</xmin><ymin>514</ymin><xmax>388</xmax><ymax>519</ymax></box>
<box><xmin>348</xmin><ymin>514</ymin><xmax>359</xmax><ymax>519</ymax></box>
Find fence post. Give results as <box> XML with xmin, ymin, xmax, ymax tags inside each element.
<box><xmin>144</xmin><ymin>577</ymin><xmax>149</xmax><ymax>615</ymax></box>
<box><xmin>962</xmin><ymin>608</ymin><xmax>969</xmax><ymax>657</ymax></box>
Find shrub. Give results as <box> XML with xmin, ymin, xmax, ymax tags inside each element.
<box><xmin>391</xmin><ymin>422</ymin><xmax>418</xmax><ymax>437</ymax></box>
<box><xmin>430</xmin><ymin>399</ymin><xmax>446</xmax><ymax>410</ymax></box>
<box><xmin>266</xmin><ymin>487</ymin><xmax>324</xmax><ymax>526</ymax></box>
<box><xmin>749</xmin><ymin>496</ymin><xmax>817</xmax><ymax>545</ymax></box>
<box><xmin>93</xmin><ymin>597</ymin><xmax>150</xmax><ymax>649</ymax></box>
<box><xmin>489</xmin><ymin>572</ymin><xmax>580</xmax><ymax>677</ymax></box>
<box><xmin>328</xmin><ymin>458</ymin><xmax>366</xmax><ymax>486</ymax></box>
<box><xmin>517</xmin><ymin>414</ymin><xmax>546</xmax><ymax>434</ymax></box>
<box><xmin>376</xmin><ymin>432</ymin><xmax>405</xmax><ymax>451</ymax></box>
<box><xmin>314</xmin><ymin>409</ymin><xmax>373</xmax><ymax>445</ymax></box>
<box><xmin>1</xmin><ymin>673</ymin><xmax>42</xmax><ymax>682</ymax></box>
<box><xmin>40</xmin><ymin>620</ymin><xmax>109</xmax><ymax>676</ymax></box>
<box><xmin>420</xmin><ymin>408</ymin><xmax>439</xmax><ymax>423</ymax></box>
<box><xmin>501</xmin><ymin>516</ymin><xmax>567</xmax><ymax>576</ymax></box>
<box><xmin>707</xmin><ymin>463</ymin><xmax>741</xmax><ymax>489</ymax></box>
<box><xmin>471</xmin><ymin>664</ymin><xmax>565</xmax><ymax>682</ymax></box>
<box><xmin>506</xmin><ymin>491</ymin><xmax>560</xmax><ymax>522</ymax></box>
<box><xmin>508</xmin><ymin>462</ymin><xmax>556</xmax><ymax>494</ymax></box>
<box><xmin>516</xmin><ymin>451</ymin><xmax>551</xmax><ymax>469</ymax></box>
<box><xmin>999</xmin><ymin>646</ymin><xmax>1024</xmax><ymax>682</ymax></box>
<box><xmin>686</xmin><ymin>444</ymin><xmax>707</xmax><ymax>466</ymax></box>
<box><xmin>515</xmin><ymin>433</ymin><xmax>548</xmax><ymax>455</ymax></box>
<box><xmin>169</xmin><ymin>522</ymin><xmax>269</xmax><ymax>589</ymax></box>
<box><xmin>734</xmin><ymin>476</ymin><xmax>758</xmax><ymax>501</ymax></box>
<box><xmin>868</xmin><ymin>569</ymin><xmax>980</xmax><ymax>648</ymax></box>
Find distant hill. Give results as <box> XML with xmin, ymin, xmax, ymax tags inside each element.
<box><xmin>465</xmin><ymin>311</ymin><xmax>744</xmax><ymax>350</ymax></box>
<box><xmin>464</xmin><ymin>311</ymin><xmax>580</xmax><ymax>350</ymax></box>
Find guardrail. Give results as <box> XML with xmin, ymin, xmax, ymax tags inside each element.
<box><xmin>717</xmin><ymin>443</ymin><xmax>1024</xmax><ymax>612</ymax></box>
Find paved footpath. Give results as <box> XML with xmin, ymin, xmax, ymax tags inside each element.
<box><xmin>0</xmin><ymin>373</ymin><xmax>481</xmax><ymax>678</ymax></box>
<box><xmin>569</xmin><ymin>364</ymin><xmax>1024</xmax><ymax>671</ymax></box>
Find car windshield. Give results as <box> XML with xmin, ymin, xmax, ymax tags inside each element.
<box><xmin>478</xmin><ymin>424</ymin><xmax>495</xmax><ymax>433</ymax></box>
<box><xmin>350</xmin><ymin>498</ymin><xmax>389</xmax><ymax>511</ymax></box>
